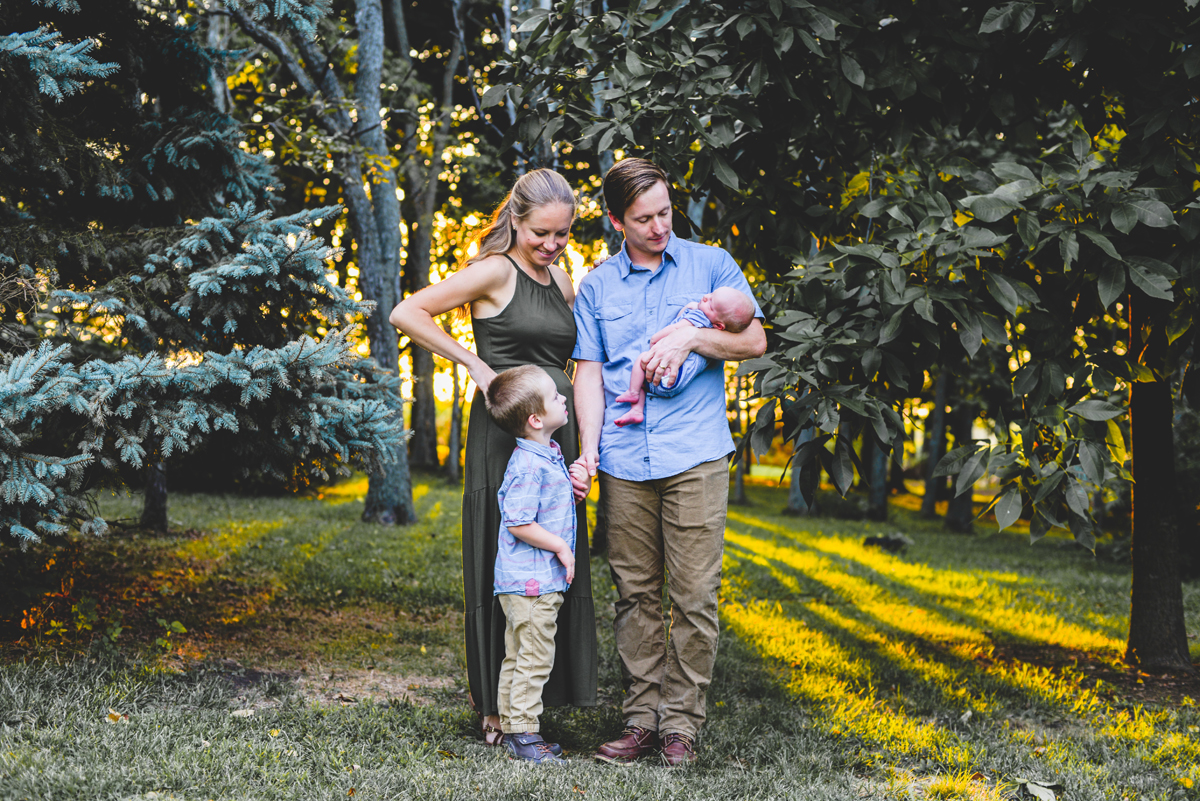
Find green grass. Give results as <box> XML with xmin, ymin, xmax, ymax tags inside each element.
<box><xmin>1</xmin><ymin>476</ymin><xmax>1198</xmax><ymax>800</ymax></box>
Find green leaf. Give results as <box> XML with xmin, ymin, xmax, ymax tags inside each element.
<box><xmin>841</xmin><ymin>55</ymin><xmax>865</xmax><ymax>87</ymax></box>
<box><xmin>986</xmin><ymin>273</ymin><xmax>1019</xmax><ymax>315</ymax></box>
<box><xmin>1127</xmin><ymin>261</ymin><xmax>1174</xmax><ymax>301</ymax></box>
<box><xmin>979</xmin><ymin>3</ymin><xmax>1017</xmax><ymax>33</ymax></box>
<box><xmin>992</xmin><ymin>161</ymin><xmax>1036</xmax><ymax>182</ymax></box>
<box><xmin>958</xmin><ymin>312</ymin><xmax>983</xmax><ymax>358</ymax></box>
<box><xmin>1017</xmin><ymin>211</ymin><xmax>1040</xmax><ymax>250</ymax></box>
<box><xmin>796</xmin><ymin>29</ymin><xmax>824</xmax><ymax>56</ymax></box>
<box><xmin>1167</xmin><ymin>303</ymin><xmax>1193</xmax><ymax>345</ymax></box>
<box><xmin>995</xmin><ymin>488</ymin><xmax>1022</xmax><ymax>531</ymax></box>
<box><xmin>1078</xmin><ymin>439</ymin><xmax>1106</xmax><ymax>484</ymax></box>
<box><xmin>1129</xmin><ymin>197</ymin><xmax>1174</xmax><ymax>228</ymax></box>
<box><xmin>860</xmin><ymin>197</ymin><xmax>887</xmax><ymax>217</ymax></box>
<box><xmin>830</xmin><ymin>437</ymin><xmax>854</xmax><ymax>495</ymax></box>
<box><xmin>733</xmin><ymin>356</ymin><xmax>776</xmax><ymax>376</ymax></box>
<box><xmin>1110</xmin><ymin>203</ymin><xmax>1137</xmax><ymax>234</ymax></box>
<box><xmin>955</xmin><ymin>448</ymin><xmax>987</xmax><ymax>497</ymax></box>
<box><xmin>480</xmin><ymin>84</ymin><xmax>508</xmax><ymax>108</ymax></box>
<box><xmin>1097</xmin><ymin>260</ymin><xmax>1125</xmax><ymax>309</ymax></box>
<box><xmin>1059</xmin><ymin>230</ymin><xmax>1078</xmax><ymax>270</ymax></box>
<box><xmin>712</xmin><ymin>154</ymin><xmax>739</xmax><ymax>189</ymax></box>
<box><xmin>750</xmin><ymin>398</ymin><xmax>778</xmax><ymax>456</ymax></box>
<box><xmin>933</xmin><ymin>445</ymin><xmax>975</xmax><ymax>477</ymax></box>
<box><xmin>625</xmin><ymin>49</ymin><xmax>648</xmax><ymax>78</ymax></box>
<box><xmin>963</xmin><ymin>195</ymin><xmax>1020</xmax><ymax>223</ymax></box>
<box><xmin>1079</xmin><ymin>227</ymin><xmax>1121</xmax><ymax>260</ymax></box>
<box><xmin>1068</xmin><ymin>400</ymin><xmax>1125</xmax><ymax>421</ymax></box>
<box><xmin>878</xmin><ymin>311</ymin><xmax>903</xmax><ymax>345</ymax></box>
<box><xmin>515</xmin><ymin>9</ymin><xmax>550</xmax><ymax>32</ymax></box>
<box><xmin>647</xmin><ymin>1</ymin><xmax>686</xmax><ymax>33</ymax></box>
<box><xmin>861</xmin><ymin>347</ymin><xmax>881</xmax><ymax>378</ymax></box>
<box><xmin>1064</xmin><ymin>477</ymin><xmax>1089</xmax><ymax>519</ymax></box>
<box><xmin>1106</xmin><ymin>418</ymin><xmax>1128</xmax><ymax>464</ymax></box>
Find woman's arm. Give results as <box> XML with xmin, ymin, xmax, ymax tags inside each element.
<box><xmin>388</xmin><ymin>258</ymin><xmax>512</xmax><ymax>393</ymax></box>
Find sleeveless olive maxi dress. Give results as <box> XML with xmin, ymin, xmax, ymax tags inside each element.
<box><xmin>462</xmin><ymin>256</ymin><xmax>597</xmax><ymax>717</ymax></box>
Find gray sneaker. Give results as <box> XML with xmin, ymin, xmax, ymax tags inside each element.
<box><xmin>504</xmin><ymin>732</ymin><xmax>565</xmax><ymax>764</ymax></box>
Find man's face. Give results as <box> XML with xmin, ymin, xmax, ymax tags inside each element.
<box><xmin>610</xmin><ymin>180</ymin><xmax>672</xmax><ymax>264</ymax></box>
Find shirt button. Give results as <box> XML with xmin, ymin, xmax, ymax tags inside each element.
<box><xmin>643</xmin><ymin>457</ymin><xmax>650</xmax><ymax>462</ymax></box>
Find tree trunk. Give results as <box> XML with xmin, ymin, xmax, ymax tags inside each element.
<box><xmin>1125</xmin><ymin>376</ymin><xmax>1194</xmax><ymax>671</ymax></box>
<box><xmin>229</xmin><ymin>1</ymin><xmax>416</xmax><ymax>525</ymax></box>
<box><xmin>944</xmin><ymin>402</ymin><xmax>975</xmax><ymax>533</ymax></box>
<box><xmin>921</xmin><ymin>370</ymin><xmax>950</xmax><ymax>518</ymax></box>
<box><xmin>784</xmin><ymin>426</ymin><xmax>819</xmax><ymax>516</ymax></box>
<box><xmin>867</xmin><ymin>436</ymin><xmax>889</xmax><ymax>521</ymax></box>
<box><xmin>141</xmin><ymin>461</ymin><xmax>168</xmax><ymax>533</ymax></box>
<box><xmin>353</xmin><ymin>0</ymin><xmax>415</xmax><ymax>525</ymax></box>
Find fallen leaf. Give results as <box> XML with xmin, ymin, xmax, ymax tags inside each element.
<box><xmin>105</xmin><ymin>708</ymin><xmax>128</xmax><ymax>724</ymax></box>
<box><xmin>347</xmin><ymin>789</ymin><xmax>355</xmax><ymax>797</ymax></box>
<box><xmin>1032</xmin><ymin>746</ymin><xmax>1048</xmax><ymax>755</ymax></box>
<box><xmin>269</xmin><ymin>729</ymin><xmax>281</xmax><ymax>737</ymax></box>
<box><xmin>231</xmin><ymin>709</ymin><xmax>255</xmax><ymax>718</ymax></box>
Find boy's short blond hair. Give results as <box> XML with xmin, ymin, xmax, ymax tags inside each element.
<box><xmin>484</xmin><ymin>365</ymin><xmax>549</xmax><ymax>438</ymax></box>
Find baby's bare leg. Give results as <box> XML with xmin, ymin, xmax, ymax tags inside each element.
<box><xmin>616</xmin><ymin>351</ymin><xmax>649</xmax><ymax>403</ymax></box>
<box><xmin>614</xmin><ymin>351</ymin><xmax>649</xmax><ymax>426</ymax></box>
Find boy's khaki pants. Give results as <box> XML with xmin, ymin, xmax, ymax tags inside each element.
<box><xmin>497</xmin><ymin>592</ymin><xmax>564</xmax><ymax>733</ymax></box>
<box><xmin>599</xmin><ymin>456</ymin><xmax>729</xmax><ymax>740</ymax></box>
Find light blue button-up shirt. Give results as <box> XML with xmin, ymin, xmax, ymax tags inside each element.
<box><xmin>572</xmin><ymin>233</ymin><xmax>763</xmax><ymax>481</ymax></box>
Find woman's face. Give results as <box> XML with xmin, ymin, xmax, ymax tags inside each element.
<box><xmin>512</xmin><ymin>203</ymin><xmax>574</xmax><ymax>269</ymax></box>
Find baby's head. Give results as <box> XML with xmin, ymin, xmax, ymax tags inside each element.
<box><xmin>698</xmin><ymin>286</ymin><xmax>755</xmax><ymax>332</ymax></box>
<box><xmin>484</xmin><ymin>365</ymin><xmax>567</xmax><ymax>439</ymax></box>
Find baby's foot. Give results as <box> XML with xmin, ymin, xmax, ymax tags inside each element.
<box><xmin>614</xmin><ymin>409</ymin><xmax>644</xmax><ymax>427</ymax></box>
<box><xmin>614</xmin><ymin>390</ymin><xmax>641</xmax><ymax>404</ymax></box>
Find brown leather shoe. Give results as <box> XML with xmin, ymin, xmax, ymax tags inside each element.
<box><xmin>660</xmin><ymin>732</ymin><xmax>696</xmax><ymax>766</ymax></box>
<box><xmin>595</xmin><ymin>725</ymin><xmax>659</xmax><ymax>764</ymax></box>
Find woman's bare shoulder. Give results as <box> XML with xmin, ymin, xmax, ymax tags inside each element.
<box><xmin>549</xmin><ymin>263</ymin><xmax>576</xmax><ymax>299</ymax></box>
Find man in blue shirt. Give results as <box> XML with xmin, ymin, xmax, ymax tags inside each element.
<box><xmin>573</xmin><ymin>158</ymin><xmax>766</xmax><ymax>766</ymax></box>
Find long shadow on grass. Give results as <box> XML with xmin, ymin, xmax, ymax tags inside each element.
<box><xmin>717</xmin><ymin>505</ymin><xmax>1200</xmax><ymax>787</ymax></box>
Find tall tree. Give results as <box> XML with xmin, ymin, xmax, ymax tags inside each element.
<box><xmin>503</xmin><ymin>0</ymin><xmax>1200</xmax><ymax>671</ymax></box>
<box><xmin>222</xmin><ymin>0</ymin><xmax>417</xmax><ymax>523</ymax></box>
<box><xmin>0</xmin><ymin>0</ymin><xmax>406</xmax><ymax>543</ymax></box>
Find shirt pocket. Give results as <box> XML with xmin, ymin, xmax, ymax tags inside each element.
<box><xmin>597</xmin><ymin>302</ymin><xmax>634</xmax><ymax>354</ymax></box>
<box><xmin>666</xmin><ymin>293</ymin><xmax>702</xmax><ymax>324</ymax></box>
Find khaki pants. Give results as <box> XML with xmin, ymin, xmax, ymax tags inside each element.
<box><xmin>497</xmin><ymin>592</ymin><xmax>564</xmax><ymax>733</ymax></box>
<box><xmin>600</xmin><ymin>456</ymin><xmax>729</xmax><ymax>739</ymax></box>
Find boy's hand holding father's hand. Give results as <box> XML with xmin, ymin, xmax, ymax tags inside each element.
<box><xmin>568</xmin><ymin>461</ymin><xmax>591</xmax><ymax>502</ymax></box>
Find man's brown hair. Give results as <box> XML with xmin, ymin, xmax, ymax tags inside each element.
<box><xmin>484</xmin><ymin>364</ymin><xmax>549</xmax><ymax>438</ymax></box>
<box><xmin>603</xmin><ymin>157</ymin><xmax>669</xmax><ymax>223</ymax></box>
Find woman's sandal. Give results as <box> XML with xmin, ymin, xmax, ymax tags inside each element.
<box><xmin>482</xmin><ymin>722</ymin><xmax>504</xmax><ymax>746</ymax></box>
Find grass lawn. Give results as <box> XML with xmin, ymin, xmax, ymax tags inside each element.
<box><xmin>2</xmin><ymin>475</ymin><xmax>1199</xmax><ymax>800</ymax></box>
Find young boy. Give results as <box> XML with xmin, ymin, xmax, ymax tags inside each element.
<box><xmin>614</xmin><ymin>286</ymin><xmax>757</xmax><ymax>427</ymax></box>
<box><xmin>485</xmin><ymin>364</ymin><xmax>591</xmax><ymax>764</ymax></box>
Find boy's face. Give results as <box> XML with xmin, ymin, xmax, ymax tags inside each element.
<box><xmin>533</xmin><ymin>373</ymin><xmax>569</xmax><ymax>434</ymax></box>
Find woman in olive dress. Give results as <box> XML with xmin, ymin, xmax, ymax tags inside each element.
<box><xmin>389</xmin><ymin>169</ymin><xmax>597</xmax><ymax>744</ymax></box>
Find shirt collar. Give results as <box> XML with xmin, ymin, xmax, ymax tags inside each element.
<box><xmin>515</xmin><ymin>437</ymin><xmax>563</xmax><ymax>462</ymax></box>
<box><xmin>613</xmin><ymin>232</ymin><xmax>681</xmax><ymax>278</ymax></box>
